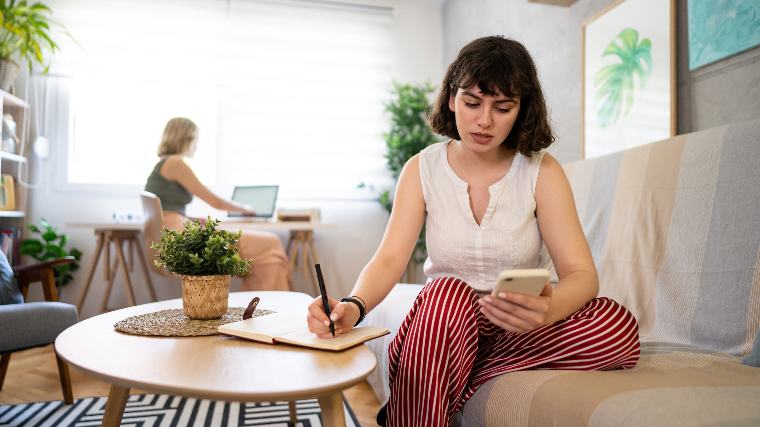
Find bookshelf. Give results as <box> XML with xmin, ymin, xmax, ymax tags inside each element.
<box><xmin>0</xmin><ymin>88</ymin><xmax>29</xmax><ymax>265</ymax></box>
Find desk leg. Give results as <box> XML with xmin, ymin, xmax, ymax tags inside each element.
<box><xmin>305</xmin><ymin>233</ymin><xmax>320</xmax><ymax>295</ymax></box>
<box><xmin>77</xmin><ymin>232</ymin><xmax>105</xmax><ymax>311</ymax></box>
<box><xmin>114</xmin><ymin>238</ymin><xmax>137</xmax><ymax>306</ymax></box>
<box><xmin>101</xmin><ymin>256</ymin><xmax>120</xmax><ymax>312</ymax></box>
<box><xmin>102</xmin><ymin>384</ymin><xmax>130</xmax><ymax>427</ymax></box>
<box><xmin>287</xmin><ymin>232</ymin><xmax>299</xmax><ymax>271</ymax></box>
<box><xmin>104</xmin><ymin>232</ymin><xmax>111</xmax><ymax>281</ymax></box>
<box><xmin>133</xmin><ymin>235</ymin><xmax>158</xmax><ymax>302</ymax></box>
<box><xmin>317</xmin><ymin>391</ymin><xmax>346</xmax><ymax>427</ymax></box>
<box><xmin>128</xmin><ymin>237</ymin><xmax>134</xmax><ymax>272</ymax></box>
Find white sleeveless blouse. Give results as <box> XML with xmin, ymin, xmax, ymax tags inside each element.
<box><xmin>419</xmin><ymin>141</ymin><xmax>547</xmax><ymax>292</ymax></box>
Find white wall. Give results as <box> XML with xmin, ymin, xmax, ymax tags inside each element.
<box><xmin>442</xmin><ymin>0</ymin><xmax>610</xmax><ymax>163</ymax></box>
<box><xmin>21</xmin><ymin>0</ymin><xmax>443</xmax><ymax>319</ymax></box>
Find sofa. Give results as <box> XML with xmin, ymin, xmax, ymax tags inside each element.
<box><xmin>363</xmin><ymin>118</ymin><xmax>760</xmax><ymax>426</ymax></box>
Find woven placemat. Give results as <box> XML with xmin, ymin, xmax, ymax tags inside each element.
<box><xmin>114</xmin><ymin>307</ymin><xmax>275</xmax><ymax>337</ymax></box>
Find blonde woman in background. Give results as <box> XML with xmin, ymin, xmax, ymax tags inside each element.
<box><xmin>145</xmin><ymin>117</ymin><xmax>291</xmax><ymax>291</ymax></box>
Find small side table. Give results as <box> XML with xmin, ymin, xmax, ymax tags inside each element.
<box><xmin>76</xmin><ymin>226</ymin><xmax>157</xmax><ymax>312</ymax></box>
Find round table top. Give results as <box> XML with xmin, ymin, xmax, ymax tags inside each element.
<box><xmin>55</xmin><ymin>291</ymin><xmax>377</xmax><ymax>401</ymax></box>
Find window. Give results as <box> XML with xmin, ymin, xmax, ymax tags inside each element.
<box><xmin>50</xmin><ymin>0</ymin><xmax>394</xmax><ymax>198</ymax></box>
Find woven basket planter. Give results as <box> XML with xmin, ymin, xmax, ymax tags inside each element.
<box><xmin>181</xmin><ymin>274</ymin><xmax>232</xmax><ymax>320</ymax></box>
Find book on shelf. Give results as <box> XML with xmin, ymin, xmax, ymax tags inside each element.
<box><xmin>0</xmin><ymin>226</ymin><xmax>21</xmax><ymax>265</ymax></box>
<box><xmin>218</xmin><ymin>311</ymin><xmax>389</xmax><ymax>351</ymax></box>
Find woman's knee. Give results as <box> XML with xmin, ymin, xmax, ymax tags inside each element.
<box><xmin>240</xmin><ymin>231</ymin><xmax>285</xmax><ymax>254</ymax></box>
<box><xmin>578</xmin><ymin>297</ymin><xmax>639</xmax><ymax>331</ymax></box>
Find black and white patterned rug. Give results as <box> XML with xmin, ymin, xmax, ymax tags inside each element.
<box><xmin>0</xmin><ymin>393</ymin><xmax>360</xmax><ymax>426</ymax></box>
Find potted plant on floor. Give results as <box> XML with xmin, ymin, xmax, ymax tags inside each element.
<box><xmin>362</xmin><ymin>81</ymin><xmax>439</xmax><ymax>282</ymax></box>
<box><xmin>152</xmin><ymin>217</ymin><xmax>251</xmax><ymax>320</ymax></box>
<box><xmin>0</xmin><ymin>1</ymin><xmax>68</xmax><ymax>91</ymax></box>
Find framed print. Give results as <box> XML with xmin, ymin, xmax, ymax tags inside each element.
<box><xmin>688</xmin><ymin>0</ymin><xmax>760</xmax><ymax>70</ymax></box>
<box><xmin>582</xmin><ymin>0</ymin><xmax>676</xmax><ymax>159</ymax></box>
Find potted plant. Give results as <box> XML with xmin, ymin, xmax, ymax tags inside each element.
<box><xmin>152</xmin><ymin>217</ymin><xmax>251</xmax><ymax>320</ymax></box>
<box><xmin>20</xmin><ymin>218</ymin><xmax>82</xmax><ymax>287</ymax></box>
<box><xmin>361</xmin><ymin>81</ymin><xmax>439</xmax><ymax>278</ymax></box>
<box><xmin>0</xmin><ymin>1</ymin><xmax>67</xmax><ymax>91</ymax></box>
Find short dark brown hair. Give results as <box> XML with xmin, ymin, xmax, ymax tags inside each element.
<box><xmin>429</xmin><ymin>36</ymin><xmax>555</xmax><ymax>156</ymax></box>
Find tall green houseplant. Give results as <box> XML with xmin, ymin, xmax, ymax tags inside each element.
<box><xmin>381</xmin><ymin>81</ymin><xmax>438</xmax><ymax>263</ymax></box>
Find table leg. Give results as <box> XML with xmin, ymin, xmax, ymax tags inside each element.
<box><xmin>77</xmin><ymin>232</ymin><xmax>105</xmax><ymax>311</ymax></box>
<box><xmin>102</xmin><ymin>384</ymin><xmax>130</xmax><ymax>427</ymax></box>
<box><xmin>317</xmin><ymin>391</ymin><xmax>346</xmax><ymax>427</ymax></box>
<box><xmin>288</xmin><ymin>401</ymin><xmax>298</xmax><ymax>424</ymax></box>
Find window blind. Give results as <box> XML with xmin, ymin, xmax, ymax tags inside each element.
<box><xmin>48</xmin><ymin>0</ymin><xmax>394</xmax><ymax>198</ymax></box>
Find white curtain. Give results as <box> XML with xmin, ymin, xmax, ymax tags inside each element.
<box><xmin>45</xmin><ymin>0</ymin><xmax>394</xmax><ymax>199</ymax></box>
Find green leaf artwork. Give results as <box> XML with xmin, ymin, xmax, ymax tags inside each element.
<box><xmin>593</xmin><ymin>28</ymin><xmax>652</xmax><ymax>128</ymax></box>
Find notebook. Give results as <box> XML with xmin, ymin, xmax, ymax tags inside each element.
<box><xmin>218</xmin><ymin>312</ymin><xmax>389</xmax><ymax>351</ymax></box>
<box><xmin>227</xmin><ymin>185</ymin><xmax>278</xmax><ymax>218</ymax></box>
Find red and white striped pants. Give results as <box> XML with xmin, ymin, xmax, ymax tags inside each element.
<box><xmin>386</xmin><ymin>276</ymin><xmax>640</xmax><ymax>427</ymax></box>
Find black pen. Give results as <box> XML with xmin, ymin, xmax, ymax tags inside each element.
<box><xmin>315</xmin><ymin>263</ymin><xmax>335</xmax><ymax>337</ymax></box>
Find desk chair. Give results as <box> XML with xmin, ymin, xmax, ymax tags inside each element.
<box><xmin>140</xmin><ymin>191</ymin><xmax>172</xmax><ymax>278</ymax></box>
<box><xmin>0</xmin><ymin>252</ymin><xmax>77</xmax><ymax>404</ymax></box>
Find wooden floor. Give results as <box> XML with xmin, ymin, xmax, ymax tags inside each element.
<box><xmin>0</xmin><ymin>345</ymin><xmax>381</xmax><ymax>426</ymax></box>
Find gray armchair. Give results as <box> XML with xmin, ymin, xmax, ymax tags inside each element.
<box><xmin>0</xmin><ymin>252</ymin><xmax>78</xmax><ymax>404</ymax></box>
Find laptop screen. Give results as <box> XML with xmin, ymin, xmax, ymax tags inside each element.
<box><xmin>230</xmin><ymin>185</ymin><xmax>279</xmax><ymax>218</ymax></box>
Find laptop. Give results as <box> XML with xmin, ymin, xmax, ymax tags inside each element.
<box><xmin>227</xmin><ymin>185</ymin><xmax>279</xmax><ymax>219</ymax></box>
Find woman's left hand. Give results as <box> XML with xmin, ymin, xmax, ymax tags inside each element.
<box><xmin>478</xmin><ymin>283</ymin><xmax>553</xmax><ymax>333</ymax></box>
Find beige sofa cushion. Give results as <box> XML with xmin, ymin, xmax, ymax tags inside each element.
<box><xmin>460</xmin><ymin>342</ymin><xmax>760</xmax><ymax>427</ymax></box>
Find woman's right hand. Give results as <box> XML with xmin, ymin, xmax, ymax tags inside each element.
<box><xmin>239</xmin><ymin>204</ymin><xmax>257</xmax><ymax>217</ymax></box>
<box><xmin>306</xmin><ymin>296</ymin><xmax>360</xmax><ymax>339</ymax></box>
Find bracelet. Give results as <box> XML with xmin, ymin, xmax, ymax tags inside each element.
<box><xmin>351</xmin><ymin>295</ymin><xmax>367</xmax><ymax>309</ymax></box>
<box><xmin>341</xmin><ymin>296</ymin><xmax>366</xmax><ymax>327</ymax></box>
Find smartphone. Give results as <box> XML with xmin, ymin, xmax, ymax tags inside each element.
<box><xmin>492</xmin><ymin>268</ymin><xmax>550</xmax><ymax>297</ymax></box>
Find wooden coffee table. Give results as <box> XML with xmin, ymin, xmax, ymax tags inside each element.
<box><xmin>55</xmin><ymin>291</ymin><xmax>377</xmax><ymax>427</ymax></box>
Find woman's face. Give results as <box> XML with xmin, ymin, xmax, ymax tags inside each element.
<box><xmin>449</xmin><ymin>85</ymin><xmax>520</xmax><ymax>154</ymax></box>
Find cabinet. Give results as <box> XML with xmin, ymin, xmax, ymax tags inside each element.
<box><xmin>0</xmin><ymin>89</ymin><xmax>28</xmax><ymax>265</ymax></box>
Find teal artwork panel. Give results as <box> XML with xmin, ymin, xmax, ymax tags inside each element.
<box><xmin>688</xmin><ymin>0</ymin><xmax>760</xmax><ymax>70</ymax></box>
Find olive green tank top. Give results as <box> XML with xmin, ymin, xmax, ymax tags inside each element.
<box><xmin>144</xmin><ymin>158</ymin><xmax>193</xmax><ymax>215</ymax></box>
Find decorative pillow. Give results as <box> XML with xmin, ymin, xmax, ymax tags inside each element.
<box><xmin>0</xmin><ymin>251</ymin><xmax>22</xmax><ymax>305</ymax></box>
<box><xmin>744</xmin><ymin>329</ymin><xmax>760</xmax><ymax>368</ymax></box>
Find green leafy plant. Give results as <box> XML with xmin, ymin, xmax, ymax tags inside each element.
<box><xmin>152</xmin><ymin>217</ymin><xmax>251</xmax><ymax>276</ymax></box>
<box><xmin>361</xmin><ymin>81</ymin><xmax>439</xmax><ymax>263</ymax></box>
<box><xmin>0</xmin><ymin>0</ymin><xmax>69</xmax><ymax>72</ymax></box>
<box><xmin>594</xmin><ymin>28</ymin><xmax>652</xmax><ymax>128</ymax></box>
<box><xmin>20</xmin><ymin>218</ymin><xmax>82</xmax><ymax>287</ymax></box>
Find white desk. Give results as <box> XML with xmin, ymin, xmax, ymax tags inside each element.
<box><xmin>67</xmin><ymin>220</ymin><xmax>336</xmax><ymax>311</ymax></box>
